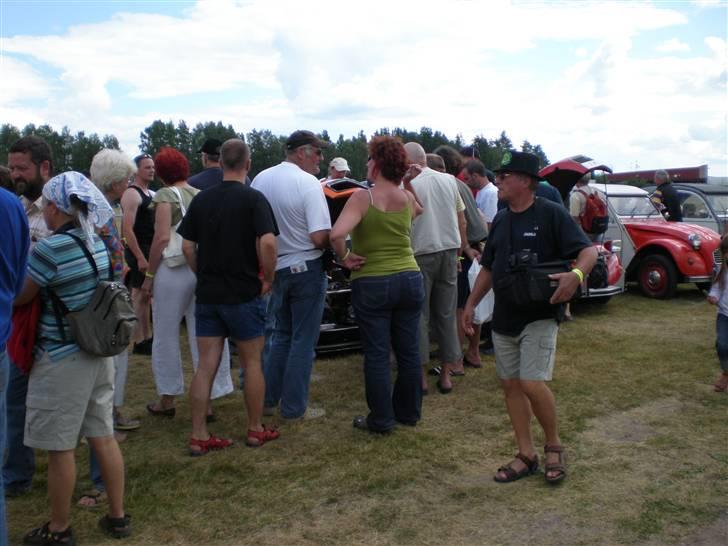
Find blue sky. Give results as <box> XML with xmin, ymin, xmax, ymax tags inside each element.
<box><xmin>1</xmin><ymin>0</ymin><xmax>726</xmax><ymax>175</ymax></box>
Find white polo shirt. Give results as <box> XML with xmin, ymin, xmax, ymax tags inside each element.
<box><xmin>252</xmin><ymin>161</ymin><xmax>331</xmax><ymax>270</ymax></box>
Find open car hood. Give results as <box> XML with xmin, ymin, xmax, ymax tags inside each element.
<box><xmin>538</xmin><ymin>155</ymin><xmax>612</xmax><ymax>201</ymax></box>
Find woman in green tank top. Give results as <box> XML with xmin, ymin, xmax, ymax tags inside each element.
<box><xmin>330</xmin><ymin>136</ymin><xmax>426</xmax><ymax>433</ymax></box>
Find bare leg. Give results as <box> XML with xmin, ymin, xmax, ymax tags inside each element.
<box><xmin>494</xmin><ymin>378</ymin><xmax>537</xmax><ymax>480</ymax></box>
<box><xmin>520</xmin><ymin>379</ymin><xmax>561</xmax><ymax>479</ymax></box>
<box><xmin>190</xmin><ymin>336</ymin><xmax>225</xmax><ymax>441</ymax></box>
<box><xmin>47</xmin><ymin>450</ymin><xmax>75</xmax><ymax>532</ymax></box>
<box><xmin>131</xmin><ymin>288</ymin><xmax>151</xmax><ymax>343</ymax></box>
<box><xmin>87</xmin><ymin>435</ymin><xmax>125</xmax><ymax>518</ymax></box>
<box><xmin>148</xmin><ymin>394</ymin><xmax>175</xmax><ymax>412</ymax></box>
<box><xmin>237</xmin><ymin>336</ymin><xmax>265</xmax><ymax>432</ymax></box>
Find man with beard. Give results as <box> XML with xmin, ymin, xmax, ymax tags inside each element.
<box><xmin>4</xmin><ymin>136</ymin><xmax>53</xmax><ymax>497</ymax></box>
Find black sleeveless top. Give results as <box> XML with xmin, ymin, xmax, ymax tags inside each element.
<box><xmin>130</xmin><ymin>186</ymin><xmax>155</xmax><ymax>248</ymax></box>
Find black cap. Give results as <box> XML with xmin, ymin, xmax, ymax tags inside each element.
<box><xmin>285</xmin><ymin>130</ymin><xmax>330</xmax><ymax>151</ymax></box>
<box><xmin>197</xmin><ymin>138</ymin><xmax>222</xmax><ymax>154</ymax></box>
<box><xmin>494</xmin><ymin>150</ymin><xmax>540</xmax><ymax>179</ymax></box>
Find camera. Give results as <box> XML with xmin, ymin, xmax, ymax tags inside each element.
<box><xmin>508</xmin><ymin>251</ymin><xmax>539</xmax><ymax>269</ymax></box>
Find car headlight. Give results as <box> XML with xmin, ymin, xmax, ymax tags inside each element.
<box><xmin>688</xmin><ymin>233</ymin><xmax>701</xmax><ymax>250</ymax></box>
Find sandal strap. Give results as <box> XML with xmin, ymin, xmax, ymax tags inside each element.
<box><xmin>515</xmin><ymin>452</ymin><xmax>538</xmax><ymax>470</ymax></box>
<box><xmin>544</xmin><ymin>444</ymin><xmax>564</xmax><ymax>454</ymax></box>
<box><xmin>495</xmin><ymin>464</ymin><xmax>518</xmax><ymax>480</ymax></box>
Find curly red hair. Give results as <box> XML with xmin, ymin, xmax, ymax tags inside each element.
<box><xmin>154</xmin><ymin>147</ymin><xmax>189</xmax><ymax>185</ymax></box>
<box><xmin>369</xmin><ymin>136</ymin><xmax>408</xmax><ymax>182</ymax></box>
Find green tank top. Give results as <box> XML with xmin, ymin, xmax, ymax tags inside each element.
<box><xmin>350</xmin><ymin>190</ymin><xmax>420</xmax><ymax>280</ymax></box>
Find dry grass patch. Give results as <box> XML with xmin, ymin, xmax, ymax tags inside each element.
<box><xmin>7</xmin><ymin>286</ymin><xmax>727</xmax><ymax>545</ymax></box>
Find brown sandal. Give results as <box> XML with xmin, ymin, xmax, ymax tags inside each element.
<box><xmin>493</xmin><ymin>452</ymin><xmax>539</xmax><ymax>483</ymax></box>
<box><xmin>714</xmin><ymin>372</ymin><xmax>728</xmax><ymax>392</ymax></box>
<box><xmin>544</xmin><ymin>444</ymin><xmax>567</xmax><ymax>484</ymax></box>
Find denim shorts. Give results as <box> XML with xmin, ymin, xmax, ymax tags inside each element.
<box><xmin>195</xmin><ymin>298</ymin><xmax>267</xmax><ymax>341</ymax></box>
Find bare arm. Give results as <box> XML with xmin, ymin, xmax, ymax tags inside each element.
<box><xmin>330</xmin><ymin>190</ymin><xmax>367</xmax><ymax>270</ymax></box>
<box><xmin>182</xmin><ymin>239</ymin><xmax>197</xmax><ymax>273</ymax></box>
<box><xmin>309</xmin><ymin>229</ymin><xmax>330</xmax><ymax>249</ymax></box>
<box><xmin>257</xmin><ymin>232</ymin><xmax>277</xmax><ymax>295</ymax></box>
<box><xmin>403</xmin><ymin>188</ymin><xmax>423</xmax><ymax>218</ymax></box>
<box><xmin>141</xmin><ymin>202</ymin><xmax>172</xmax><ymax>298</ymax></box>
<box><xmin>462</xmin><ymin>267</ymin><xmax>492</xmax><ymax>336</ymax></box>
<box><xmin>14</xmin><ymin>277</ymin><xmax>41</xmax><ymax>306</ymax></box>
<box><xmin>120</xmin><ymin>188</ymin><xmax>147</xmax><ymax>271</ymax></box>
<box><xmin>549</xmin><ymin>245</ymin><xmax>598</xmax><ymax>304</ymax></box>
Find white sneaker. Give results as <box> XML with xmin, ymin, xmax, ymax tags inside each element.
<box><xmin>282</xmin><ymin>407</ymin><xmax>326</xmax><ymax>422</ymax></box>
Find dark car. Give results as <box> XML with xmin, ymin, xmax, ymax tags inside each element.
<box><xmin>643</xmin><ymin>183</ymin><xmax>728</xmax><ymax>236</ymax></box>
<box><xmin>316</xmin><ymin>178</ymin><xmax>368</xmax><ymax>354</ymax></box>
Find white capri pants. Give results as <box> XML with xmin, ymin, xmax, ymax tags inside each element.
<box><xmin>113</xmin><ymin>349</ymin><xmax>128</xmax><ymax>408</ymax></box>
<box><xmin>151</xmin><ymin>262</ymin><xmax>233</xmax><ymax>399</ymax></box>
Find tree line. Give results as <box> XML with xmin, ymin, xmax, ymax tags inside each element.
<box><xmin>1</xmin><ymin>121</ymin><xmax>549</xmax><ymax>181</ymax></box>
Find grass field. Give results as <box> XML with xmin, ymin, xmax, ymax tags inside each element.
<box><xmin>7</xmin><ymin>286</ymin><xmax>728</xmax><ymax>545</ymax></box>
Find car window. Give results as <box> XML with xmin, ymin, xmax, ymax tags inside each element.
<box><xmin>681</xmin><ymin>194</ymin><xmax>710</xmax><ymax>219</ymax></box>
<box><xmin>610</xmin><ymin>195</ymin><xmax>662</xmax><ymax>218</ymax></box>
<box><xmin>706</xmin><ymin>194</ymin><xmax>728</xmax><ymax>218</ymax></box>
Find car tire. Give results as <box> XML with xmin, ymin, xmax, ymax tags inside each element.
<box><xmin>639</xmin><ymin>254</ymin><xmax>677</xmax><ymax>299</ymax></box>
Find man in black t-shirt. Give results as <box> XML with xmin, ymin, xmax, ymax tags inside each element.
<box><xmin>178</xmin><ymin>138</ymin><xmax>280</xmax><ymax>454</ymax></box>
<box><xmin>462</xmin><ymin>151</ymin><xmax>597</xmax><ymax>485</ymax></box>
<box><xmin>650</xmin><ymin>170</ymin><xmax>682</xmax><ymax>222</ymax></box>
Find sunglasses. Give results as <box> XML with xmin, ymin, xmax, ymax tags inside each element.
<box><xmin>134</xmin><ymin>153</ymin><xmax>153</xmax><ymax>166</ymax></box>
<box><xmin>495</xmin><ymin>172</ymin><xmax>515</xmax><ymax>182</ymax></box>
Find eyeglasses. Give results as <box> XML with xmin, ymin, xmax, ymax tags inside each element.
<box><xmin>304</xmin><ymin>146</ymin><xmax>323</xmax><ymax>157</ymax></box>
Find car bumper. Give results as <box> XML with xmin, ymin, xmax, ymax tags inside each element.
<box><xmin>317</xmin><ymin>324</ymin><xmax>360</xmax><ymax>354</ymax></box>
<box><xmin>684</xmin><ymin>275</ymin><xmax>712</xmax><ymax>283</ymax></box>
<box><xmin>581</xmin><ymin>285</ymin><xmax>624</xmax><ymax>298</ymax></box>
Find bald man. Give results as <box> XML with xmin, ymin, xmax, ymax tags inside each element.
<box><xmin>404</xmin><ymin>142</ymin><xmax>467</xmax><ymax>394</ymax></box>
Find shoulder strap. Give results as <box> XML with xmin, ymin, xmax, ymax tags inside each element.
<box><xmin>169</xmin><ymin>186</ymin><xmax>187</xmax><ymax>217</ymax></box>
<box><xmin>575</xmin><ymin>188</ymin><xmax>588</xmax><ymax>197</ymax></box>
<box><xmin>130</xmin><ymin>185</ymin><xmax>148</xmax><ymax>201</ymax></box>
<box><xmin>367</xmin><ymin>188</ymin><xmax>374</xmax><ymax>205</ymax></box>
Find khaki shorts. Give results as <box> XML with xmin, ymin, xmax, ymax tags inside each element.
<box><xmin>25</xmin><ymin>350</ymin><xmax>115</xmax><ymax>451</ymax></box>
<box><xmin>492</xmin><ymin>319</ymin><xmax>558</xmax><ymax>381</ymax></box>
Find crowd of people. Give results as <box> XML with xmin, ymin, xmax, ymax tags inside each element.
<box><xmin>0</xmin><ymin>129</ymin><xmax>721</xmax><ymax>545</ymax></box>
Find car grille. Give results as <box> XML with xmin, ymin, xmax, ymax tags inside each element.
<box><xmin>715</xmin><ymin>248</ymin><xmax>722</xmax><ymax>268</ymax></box>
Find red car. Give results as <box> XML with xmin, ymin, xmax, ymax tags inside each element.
<box><xmin>539</xmin><ymin>156</ymin><xmax>624</xmax><ymax>302</ymax></box>
<box><xmin>540</xmin><ymin>155</ymin><xmax>720</xmax><ymax>299</ymax></box>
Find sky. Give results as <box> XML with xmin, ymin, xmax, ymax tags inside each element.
<box><xmin>1</xmin><ymin>0</ymin><xmax>726</xmax><ymax>175</ymax></box>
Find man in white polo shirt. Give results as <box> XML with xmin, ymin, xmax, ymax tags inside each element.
<box><xmin>252</xmin><ymin>130</ymin><xmax>331</xmax><ymax>421</ymax></box>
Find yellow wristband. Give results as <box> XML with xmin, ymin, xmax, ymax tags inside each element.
<box><xmin>341</xmin><ymin>249</ymin><xmax>351</xmax><ymax>261</ymax></box>
<box><xmin>145</xmin><ymin>271</ymin><xmax>155</xmax><ymax>279</ymax></box>
<box><xmin>571</xmin><ymin>268</ymin><xmax>584</xmax><ymax>282</ymax></box>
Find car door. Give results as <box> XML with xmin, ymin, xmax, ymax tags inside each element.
<box><xmin>679</xmin><ymin>191</ymin><xmax>719</xmax><ymax>234</ymax></box>
<box><xmin>601</xmin><ymin>193</ymin><xmax>634</xmax><ymax>290</ymax></box>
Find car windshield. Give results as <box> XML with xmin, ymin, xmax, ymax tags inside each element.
<box><xmin>706</xmin><ymin>194</ymin><xmax>728</xmax><ymax>217</ymax></box>
<box><xmin>609</xmin><ymin>195</ymin><xmax>663</xmax><ymax>218</ymax></box>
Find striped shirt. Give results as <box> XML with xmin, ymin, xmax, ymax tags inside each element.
<box><xmin>28</xmin><ymin>227</ymin><xmax>110</xmax><ymax>361</ymax></box>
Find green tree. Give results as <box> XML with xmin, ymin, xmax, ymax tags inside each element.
<box><xmin>139</xmin><ymin>120</ymin><xmax>178</xmax><ymax>158</ymax></box>
<box><xmin>0</xmin><ymin>124</ymin><xmax>22</xmax><ymax>164</ymax></box>
<box><xmin>246</xmin><ymin>129</ymin><xmax>286</xmax><ymax>179</ymax></box>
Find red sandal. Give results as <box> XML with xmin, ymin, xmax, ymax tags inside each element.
<box><xmin>189</xmin><ymin>434</ymin><xmax>233</xmax><ymax>457</ymax></box>
<box><xmin>246</xmin><ymin>425</ymin><xmax>280</xmax><ymax>448</ymax></box>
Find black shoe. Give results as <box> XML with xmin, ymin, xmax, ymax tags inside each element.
<box><xmin>23</xmin><ymin>522</ymin><xmax>75</xmax><ymax>545</ymax></box>
<box><xmin>98</xmin><ymin>514</ymin><xmax>131</xmax><ymax>539</ymax></box>
<box><xmin>352</xmin><ymin>415</ymin><xmax>391</xmax><ymax>434</ymax></box>
<box><xmin>133</xmin><ymin>339</ymin><xmax>153</xmax><ymax>355</ymax></box>
<box><xmin>395</xmin><ymin>418</ymin><xmax>417</xmax><ymax>427</ymax></box>
<box><xmin>146</xmin><ymin>403</ymin><xmax>175</xmax><ymax>417</ymax></box>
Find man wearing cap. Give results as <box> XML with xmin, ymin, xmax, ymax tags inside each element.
<box><xmin>251</xmin><ymin>130</ymin><xmax>331</xmax><ymax>421</ymax></box>
<box><xmin>462</xmin><ymin>150</ymin><xmax>597</xmax><ymax>485</ymax></box>
<box><xmin>320</xmin><ymin>157</ymin><xmax>350</xmax><ymax>183</ymax></box>
<box><xmin>189</xmin><ymin>138</ymin><xmax>223</xmax><ymax>191</ymax></box>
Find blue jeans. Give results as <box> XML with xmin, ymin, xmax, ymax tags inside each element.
<box><xmin>717</xmin><ymin>313</ymin><xmax>728</xmax><ymax>372</ymax></box>
<box><xmin>3</xmin><ymin>359</ymin><xmax>34</xmax><ymax>493</ymax></box>
<box><xmin>352</xmin><ymin>271</ymin><xmax>424</xmax><ymax>432</ymax></box>
<box><xmin>0</xmin><ymin>348</ymin><xmax>10</xmax><ymax>546</ymax></box>
<box><xmin>263</xmin><ymin>258</ymin><xmax>327</xmax><ymax>419</ymax></box>
<box><xmin>88</xmin><ymin>448</ymin><xmax>104</xmax><ymax>492</ymax></box>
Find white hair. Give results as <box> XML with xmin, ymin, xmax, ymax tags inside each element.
<box><xmin>90</xmin><ymin>149</ymin><xmax>136</xmax><ymax>193</ymax></box>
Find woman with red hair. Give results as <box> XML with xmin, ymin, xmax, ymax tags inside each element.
<box><xmin>142</xmin><ymin>147</ymin><xmax>232</xmax><ymax>419</ymax></box>
<box><xmin>330</xmin><ymin>136</ymin><xmax>425</xmax><ymax>433</ymax></box>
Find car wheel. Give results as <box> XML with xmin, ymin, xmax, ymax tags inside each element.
<box><xmin>638</xmin><ymin>254</ymin><xmax>677</xmax><ymax>299</ymax></box>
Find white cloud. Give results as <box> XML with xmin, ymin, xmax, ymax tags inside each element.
<box><xmin>1</xmin><ymin>0</ymin><xmax>726</xmax><ymax>175</ymax></box>
<box><xmin>655</xmin><ymin>38</ymin><xmax>691</xmax><ymax>52</ymax></box>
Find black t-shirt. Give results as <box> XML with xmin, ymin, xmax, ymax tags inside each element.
<box><xmin>178</xmin><ymin>181</ymin><xmax>279</xmax><ymax>304</ymax></box>
<box><xmin>659</xmin><ymin>182</ymin><xmax>683</xmax><ymax>222</ymax></box>
<box><xmin>481</xmin><ymin>197</ymin><xmax>590</xmax><ymax>336</ymax></box>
